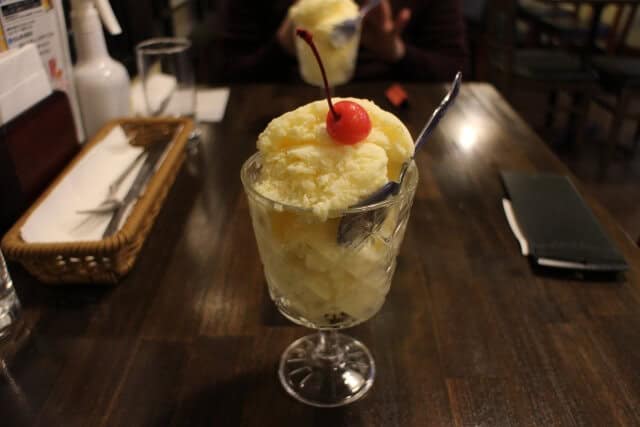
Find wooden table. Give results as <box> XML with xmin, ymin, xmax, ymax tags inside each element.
<box><xmin>2</xmin><ymin>83</ymin><xmax>640</xmax><ymax>426</ymax></box>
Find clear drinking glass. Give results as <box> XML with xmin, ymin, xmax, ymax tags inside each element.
<box><xmin>136</xmin><ymin>37</ymin><xmax>200</xmax><ymax>139</ymax></box>
<box><xmin>292</xmin><ymin>24</ymin><xmax>361</xmax><ymax>87</ymax></box>
<box><xmin>0</xmin><ymin>250</ymin><xmax>21</xmax><ymax>340</ymax></box>
<box><xmin>241</xmin><ymin>153</ymin><xmax>418</xmax><ymax>407</ymax></box>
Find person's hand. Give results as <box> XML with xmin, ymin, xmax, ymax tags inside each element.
<box><xmin>277</xmin><ymin>15</ymin><xmax>296</xmax><ymax>56</ymax></box>
<box><xmin>277</xmin><ymin>1</ymin><xmax>302</xmax><ymax>56</ymax></box>
<box><xmin>361</xmin><ymin>0</ymin><xmax>411</xmax><ymax>63</ymax></box>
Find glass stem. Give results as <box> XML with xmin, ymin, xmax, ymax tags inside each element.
<box><xmin>313</xmin><ymin>330</ymin><xmax>344</xmax><ymax>364</ymax></box>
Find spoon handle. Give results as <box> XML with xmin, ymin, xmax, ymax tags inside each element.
<box><xmin>339</xmin><ymin>72</ymin><xmax>462</xmax><ymax>243</ymax></box>
<box><xmin>359</xmin><ymin>0</ymin><xmax>382</xmax><ymax>19</ymax></box>
<box><xmin>413</xmin><ymin>71</ymin><xmax>462</xmax><ymax>152</ymax></box>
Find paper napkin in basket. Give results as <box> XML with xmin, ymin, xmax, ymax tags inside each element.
<box><xmin>21</xmin><ymin>126</ymin><xmax>145</xmax><ymax>243</ymax></box>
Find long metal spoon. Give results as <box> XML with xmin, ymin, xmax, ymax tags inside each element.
<box><xmin>337</xmin><ymin>71</ymin><xmax>462</xmax><ymax>246</ymax></box>
<box><xmin>330</xmin><ymin>0</ymin><xmax>382</xmax><ymax>47</ymax></box>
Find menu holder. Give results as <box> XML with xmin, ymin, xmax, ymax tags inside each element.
<box><xmin>0</xmin><ymin>91</ymin><xmax>79</xmax><ymax>235</ymax></box>
<box><xmin>501</xmin><ymin>171</ymin><xmax>628</xmax><ymax>272</ymax></box>
<box><xmin>1</xmin><ymin>117</ymin><xmax>194</xmax><ymax>285</ymax></box>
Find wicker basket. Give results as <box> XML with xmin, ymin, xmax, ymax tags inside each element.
<box><xmin>1</xmin><ymin>117</ymin><xmax>194</xmax><ymax>285</ymax></box>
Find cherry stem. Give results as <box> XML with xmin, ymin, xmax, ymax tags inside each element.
<box><xmin>296</xmin><ymin>28</ymin><xmax>340</xmax><ymax>121</ymax></box>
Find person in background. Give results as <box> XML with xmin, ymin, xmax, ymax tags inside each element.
<box><xmin>216</xmin><ymin>0</ymin><xmax>467</xmax><ymax>82</ymax></box>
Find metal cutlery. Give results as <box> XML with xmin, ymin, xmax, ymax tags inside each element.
<box><xmin>330</xmin><ymin>0</ymin><xmax>381</xmax><ymax>47</ymax></box>
<box><xmin>102</xmin><ymin>139</ymin><xmax>170</xmax><ymax>238</ymax></box>
<box><xmin>77</xmin><ymin>124</ymin><xmax>178</xmax><ymax>216</ymax></box>
<box><xmin>76</xmin><ymin>149</ymin><xmax>146</xmax><ymax>215</ymax></box>
<box><xmin>337</xmin><ymin>72</ymin><xmax>462</xmax><ymax>246</ymax></box>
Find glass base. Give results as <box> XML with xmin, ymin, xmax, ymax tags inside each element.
<box><xmin>0</xmin><ymin>320</ymin><xmax>29</xmax><ymax>365</ymax></box>
<box><xmin>0</xmin><ymin>289</ymin><xmax>20</xmax><ymax>339</ymax></box>
<box><xmin>278</xmin><ymin>332</ymin><xmax>375</xmax><ymax>407</ymax></box>
<box><xmin>188</xmin><ymin>127</ymin><xmax>202</xmax><ymax>141</ymax></box>
<box><xmin>187</xmin><ymin>127</ymin><xmax>202</xmax><ymax>152</ymax></box>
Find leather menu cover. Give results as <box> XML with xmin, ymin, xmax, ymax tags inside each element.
<box><xmin>0</xmin><ymin>91</ymin><xmax>78</xmax><ymax>234</ymax></box>
<box><xmin>501</xmin><ymin>171</ymin><xmax>628</xmax><ymax>272</ymax></box>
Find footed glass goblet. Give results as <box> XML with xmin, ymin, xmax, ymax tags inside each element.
<box><xmin>241</xmin><ymin>153</ymin><xmax>418</xmax><ymax>407</ymax></box>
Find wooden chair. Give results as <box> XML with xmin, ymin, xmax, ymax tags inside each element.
<box><xmin>518</xmin><ymin>0</ymin><xmax>591</xmax><ymax>49</ymax></box>
<box><xmin>589</xmin><ymin>4</ymin><xmax>640</xmax><ymax>173</ymax></box>
<box><xmin>487</xmin><ymin>0</ymin><xmax>597</xmax><ymax>147</ymax></box>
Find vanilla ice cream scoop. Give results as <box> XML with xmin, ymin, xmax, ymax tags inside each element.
<box><xmin>255</xmin><ymin>98</ymin><xmax>414</xmax><ymax>219</ymax></box>
<box><xmin>243</xmin><ymin>94</ymin><xmax>418</xmax><ymax>328</ymax></box>
<box><xmin>290</xmin><ymin>0</ymin><xmax>360</xmax><ymax>86</ymax></box>
<box><xmin>290</xmin><ymin>0</ymin><xmax>358</xmax><ymax>29</ymax></box>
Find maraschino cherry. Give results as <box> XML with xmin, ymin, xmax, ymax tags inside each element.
<box><xmin>296</xmin><ymin>29</ymin><xmax>371</xmax><ymax>145</ymax></box>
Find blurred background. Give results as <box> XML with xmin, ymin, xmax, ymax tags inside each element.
<box><xmin>31</xmin><ymin>0</ymin><xmax>640</xmax><ymax>240</ymax></box>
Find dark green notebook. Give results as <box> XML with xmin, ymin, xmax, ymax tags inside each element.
<box><xmin>501</xmin><ymin>172</ymin><xmax>628</xmax><ymax>272</ymax></box>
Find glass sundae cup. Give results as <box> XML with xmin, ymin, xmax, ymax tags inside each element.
<box><xmin>293</xmin><ymin>26</ymin><xmax>360</xmax><ymax>87</ymax></box>
<box><xmin>290</xmin><ymin>0</ymin><xmax>361</xmax><ymax>87</ymax></box>
<box><xmin>241</xmin><ymin>153</ymin><xmax>418</xmax><ymax>407</ymax></box>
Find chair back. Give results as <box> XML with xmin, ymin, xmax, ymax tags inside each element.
<box><xmin>485</xmin><ymin>0</ymin><xmax>518</xmax><ymax>89</ymax></box>
<box><xmin>606</xmin><ymin>4</ymin><xmax>639</xmax><ymax>53</ymax></box>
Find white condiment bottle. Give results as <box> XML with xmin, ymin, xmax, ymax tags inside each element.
<box><xmin>71</xmin><ymin>0</ymin><xmax>130</xmax><ymax>139</ymax></box>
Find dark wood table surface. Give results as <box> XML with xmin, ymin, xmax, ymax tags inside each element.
<box><xmin>2</xmin><ymin>83</ymin><xmax>640</xmax><ymax>427</ymax></box>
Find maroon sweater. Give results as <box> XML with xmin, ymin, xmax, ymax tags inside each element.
<box><xmin>217</xmin><ymin>0</ymin><xmax>467</xmax><ymax>82</ymax></box>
